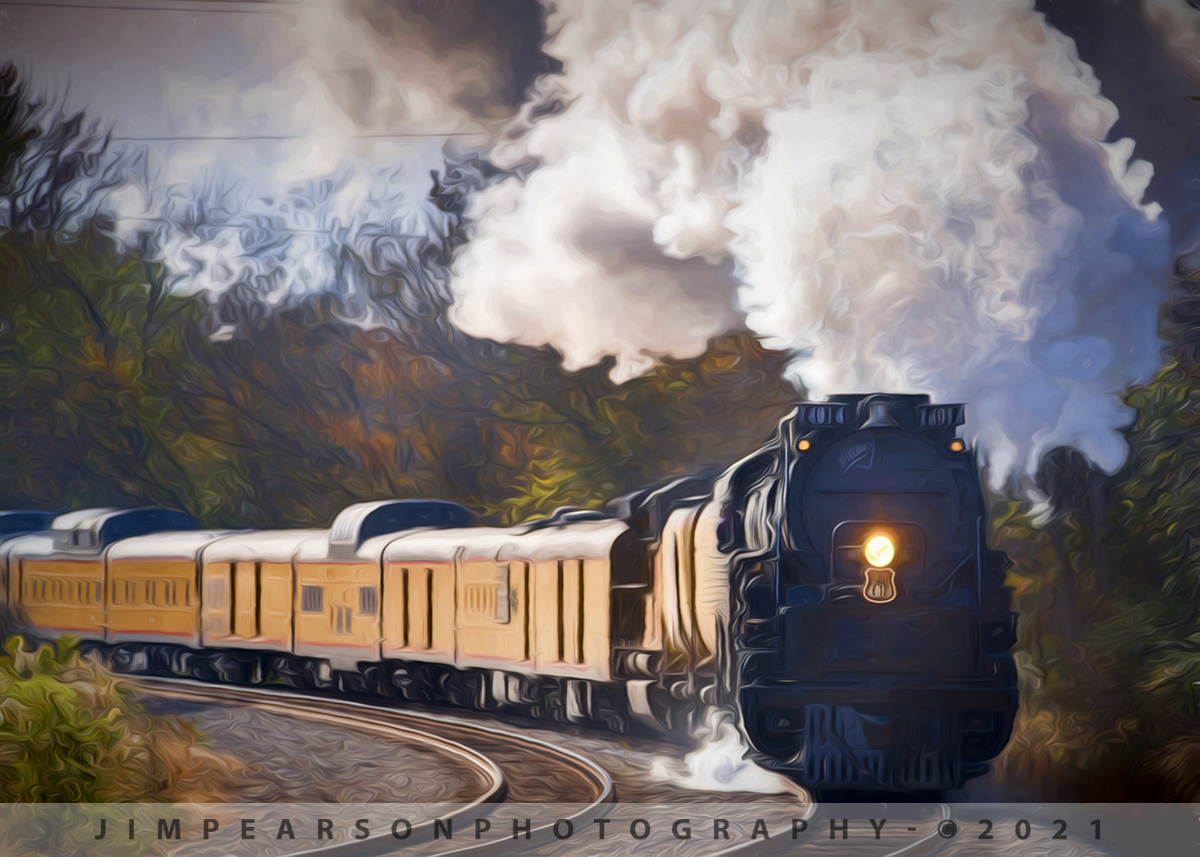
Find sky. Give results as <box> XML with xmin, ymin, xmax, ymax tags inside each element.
<box><xmin>3</xmin><ymin>0</ymin><xmax>1200</xmax><ymax>484</ymax></box>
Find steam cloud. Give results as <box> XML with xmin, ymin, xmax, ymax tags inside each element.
<box><xmin>450</xmin><ymin>0</ymin><xmax>1173</xmax><ymax>482</ymax></box>
<box><xmin>4</xmin><ymin>0</ymin><xmax>1176</xmax><ymax>481</ymax></box>
<box><xmin>69</xmin><ymin>0</ymin><xmax>553</xmax><ymax>306</ymax></box>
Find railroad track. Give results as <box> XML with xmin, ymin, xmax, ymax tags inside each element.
<box><xmin>132</xmin><ymin>678</ymin><xmax>970</xmax><ymax>857</ymax></box>
<box><xmin>694</xmin><ymin>802</ymin><xmax>950</xmax><ymax>857</ymax></box>
<box><xmin>131</xmin><ymin>677</ymin><xmax>614</xmax><ymax>857</ymax></box>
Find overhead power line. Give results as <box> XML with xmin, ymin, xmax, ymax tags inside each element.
<box><xmin>115</xmin><ymin>215</ymin><xmax>431</xmax><ymax>239</ymax></box>
<box><xmin>0</xmin><ymin>1</ymin><xmax>294</xmax><ymax>13</ymax></box>
<box><xmin>112</xmin><ymin>133</ymin><xmax>485</xmax><ymax>142</ymax></box>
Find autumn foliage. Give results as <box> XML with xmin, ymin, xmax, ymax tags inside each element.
<box><xmin>10</xmin><ymin>59</ymin><xmax>1200</xmax><ymax>803</ymax></box>
<box><xmin>986</xmin><ymin>261</ymin><xmax>1200</xmax><ymax>801</ymax></box>
<box><xmin>0</xmin><ymin>634</ymin><xmax>240</xmax><ymax>802</ymax></box>
<box><xmin>0</xmin><ymin>63</ymin><xmax>799</xmax><ymax>529</ymax></box>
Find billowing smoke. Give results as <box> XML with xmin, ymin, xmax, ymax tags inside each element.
<box><xmin>64</xmin><ymin>0</ymin><xmax>556</xmax><ymax>312</ymax></box>
<box><xmin>450</xmin><ymin>0</ymin><xmax>1172</xmax><ymax>482</ymax></box>
<box><xmin>4</xmin><ymin>0</ymin><xmax>1173</xmax><ymax>480</ymax></box>
<box><xmin>648</xmin><ymin>709</ymin><xmax>805</xmax><ymax>796</ymax></box>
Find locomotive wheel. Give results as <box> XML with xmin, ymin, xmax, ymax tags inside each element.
<box><xmin>742</xmin><ymin>708</ymin><xmax>804</xmax><ymax>762</ymax></box>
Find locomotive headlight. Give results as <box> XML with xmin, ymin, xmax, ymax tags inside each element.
<box><xmin>863</xmin><ymin>534</ymin><xmax>895</xmax><ymax>568</ymax></box>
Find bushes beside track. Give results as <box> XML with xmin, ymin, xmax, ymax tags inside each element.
<box><xmin>0</xmin><ymin>608</ymin><xmax>240</xmax><ymax>802</ymax></box>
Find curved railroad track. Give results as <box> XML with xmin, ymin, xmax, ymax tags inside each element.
<box><xmin>131</xmin><ymin>676</ymin><xmax>614</xmax><ymax>857</ymax></box>
<box><xmin>132</xmin><ymin>677</ymin><xmax>976</xmax><ymax>857</ymax></box>
<box><xmin>693</xmin><ymin>801</ymin><xmax>949</xmax><ymax>857</ymax></box>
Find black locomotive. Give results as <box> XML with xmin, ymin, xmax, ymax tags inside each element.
<box><xmin>716</xmin><ymin>393</ymin><xmax>1018</xmax><ymax>794</ymax></box>
<box><xmin>1</xmin><ymin>393</ymin><xmax>1017</xmax><ymax>798</ymax></box>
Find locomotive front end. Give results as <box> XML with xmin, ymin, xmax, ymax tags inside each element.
<box><xmin>729</xmin><ymin>394</ymin><xmax>1018</xmax><ymax>797</ymax></box>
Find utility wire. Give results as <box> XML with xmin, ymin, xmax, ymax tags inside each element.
<box><xmin>0</xmin><ymin>1</ymin><xmax>294</xmax><ymax>12</ymax></box>
<box><xmin>112</xmin><ymin>133</ymin><xmax>484</xmax><ymax>141</ymax></box>
<box><xmin>116</xmin><ymin>215</ymin><xmax>430</xmax><ymax>239</ymax></box>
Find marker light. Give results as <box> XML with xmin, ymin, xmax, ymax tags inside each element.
<box><xmin>797</xmin><ymin>439</ymin><xmax>811</xmax><ymax>451</ymax></box>
<box><xmin>863</xmin><ymin>535</ymin><xmax>895</xmax><ymax>568</ymax></box>
<box><xmin>950</xmin><ymin>440</ymin><xmax>964</xmax><ymax>452</ymax></box>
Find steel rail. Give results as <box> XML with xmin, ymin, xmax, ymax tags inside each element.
<box><xmin>131</xmin><ymin>677</ymin><xmax>505</xmax><ymax>855</ymax></box>
<box><xmin>130</xmin><ymin>677</ymin><xmax>615</xmax><ymax>857</ymax></box>
<box><xmin>132</xmin><ymin>677</ymin><xmax>958</xmax><ymax>857</ymax></box>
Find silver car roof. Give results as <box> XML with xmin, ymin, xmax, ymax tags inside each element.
<box><xmin>4</xmin><ymin>533</ymin><xmax>57</xmax><ymax>560</ymax></box>
<box><xmin>107</xmin><ymin>530</ymin><xmax>237</xmax><ymax>561</ymax></box>
<box><xmin>51</xmin><ymin>507</ymin><xmax>124</xmax><ymax>532</ymax></box>
<box><xmin>382</xmin><ymin>520</ymin><xmax>629</xmax><ymax>564</ymax></box>
<box><xmin>203</xmin><ymin>530</ymin><xmax>326</xmax><ymax>563</ymax></box>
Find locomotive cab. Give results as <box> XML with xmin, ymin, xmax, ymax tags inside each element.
<box><xmin>731</xmin><ymin>394</ymin><xmax>1017</xmax><ymax>796</ymax></box>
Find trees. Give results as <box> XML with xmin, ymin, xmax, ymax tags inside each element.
<box><xmin>0</xmin><ymin>64</ymin><xmax>224</xmax><ymax>515</ymax></box>
<box><xmin>0</xmin><ymin>62</ymin><xmax>802</xmax><ymax>528</ymax></box>
<box><xmin>989</xmin><ymin>261</ymin><xmax>1200</xmax><ymax>801</ymax></box>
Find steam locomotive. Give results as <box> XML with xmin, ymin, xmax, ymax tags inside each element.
<box><xmin>0</xmin><ymin>393</ymin><xmax>1017</xmax><ymax>796</ymax></box>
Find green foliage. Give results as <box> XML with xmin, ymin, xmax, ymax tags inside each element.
<box><xmin>988</xmin><ymin>267</ymin><xmax>1200</xmax><ymax>801</ymax></box>
<box><xmin>0</xmin><ymin>223</ymin><xmax>221</xmax><ymax>515</ymax></box>
<box><xmin>0</xmin><ymin>58</ymin><xmax>799</xmax><ymax>528</ymax></box>
<box><xmin>0</xmin><ymin>636</ymin><xmax>238</xmax><ymax>802</ymax></box>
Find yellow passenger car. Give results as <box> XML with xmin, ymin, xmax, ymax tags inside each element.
<box><xmin>520</xmin><ymin>521</ymin><xmax>634</xmax><ymax>682</ymax></box>
<box><xmin>11</xmin><ymin>508</ymin><xmax>196</xmax><ymax>640</ymax></box>
<box><xmin>379</xmin><ymin>521</ymin><xmax>636</xmax><ymax>687</ymax></box>
<box><xmin>106</xmin><ymin>530</ymin><xmax>232</xmax><ymax>648</ymax></box>
<box><xmin>292</xmin><ymin>533</ymin><xmax>382</xmax><ymax>672</ymax></box>
<box><xmin>380</xmin><ymin>528</ymin><xmax>501</xmax><ymax>669</ymax></box>
<box><xmin>199</xmin><ymin>530</ymin><xmax>323</xmax><ymax>653</ymax></box>
<box><xmin>291</xmin><ymin>501</ymin><xmax>474</xmax><ymax>675</ymax></box>
<box><xmin>0</xmin><ymin>511</ymin><xmax>55</xmax><ymax>606</ymax></box>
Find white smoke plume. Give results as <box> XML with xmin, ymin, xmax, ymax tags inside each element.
<box><xmin>649</xmin><ymin>709</ymin><xmax>805</xmax><ymax>796</ymax></box>
<box><xmin>450</xmin><ymin>0</ymin><xmax>1172</xmax><ymax>482</ymax></box>
<box><xmin>3</xmin><ymin>0</ymin><xmax>1173</xmax><ymax>479</ymax></box>
<box><xmin>4</xmin><ymin>0</ymin><xmax>517</xmax><ymax>302</ymax></box>
<box><xmin>126</xmin><ymin>0</ymin><xmax>508</xmax><ymax>302</ymax></box>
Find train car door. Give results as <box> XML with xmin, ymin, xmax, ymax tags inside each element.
<box><xmin>201</xmin><ymin>559</ymin><xmax>293</xmax><ymax>650</ymax></box>
<box><xmin>381</xmin><ymin>559</ymin><xmax>456</xmax><ymax>664</ymax></box>
<box><xmin>455</xmin><ymin>546</ymin><xmax>531</xmax><ymax>670</ymax></box>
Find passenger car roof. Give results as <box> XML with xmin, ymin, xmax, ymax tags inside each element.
<box><xmin>107</xmin><ymin>530</ymin><xmax>236</xmax><ymax>561</ymax></box>
<box><xmin>203</xmin><ymin>530</ymin><xmax>326</xmax><ymax>563</ymax></box>
<box><xmin>382</xmin><ymin>520</ymin><xmax>630</xmax><ymax>563</ymax></box>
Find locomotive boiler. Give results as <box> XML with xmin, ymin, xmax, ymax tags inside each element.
<box><xmin>712</xmin><ymin>394</ymin><xmax>1018</xmax><ymax>794</ymax></box>
<box><xmin>0</xmin><ymin>393</ymin><xmax>1017</xmax><ymax>797</ymax></box>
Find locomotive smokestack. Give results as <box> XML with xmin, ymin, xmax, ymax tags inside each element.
<box><xmin>862</xmin><ymin>402</ymin><xmax>900</xmax><ymax>429</ymax></box>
